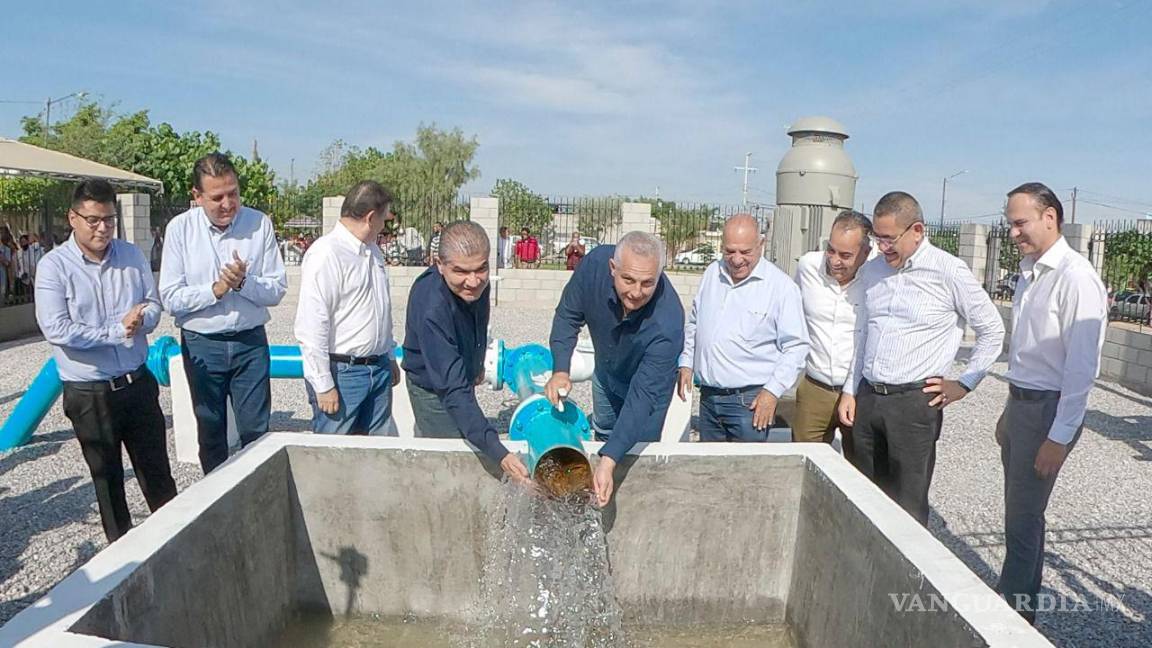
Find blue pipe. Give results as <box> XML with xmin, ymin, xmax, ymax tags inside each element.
<box><xmin>1</xmin><ymin>337</ymin><xmax>386</xmax><ymax>451</ymax></box>
<box><xmin>508</xmin><ymin>394</ymin><xmax>593</xmax><ymax>497</ymax></box>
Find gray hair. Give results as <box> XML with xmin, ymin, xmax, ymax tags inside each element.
<box><xmin>831</xmin><ymin>210</ymin><xmax>873</xmax><ymax>248</ymax></box>
<box><xmin>613</xmin><ymin>231</ymin><xmax>666</xmax><ymax>269</ymax></box>
<box><xmin>439</xmin><ymin>221</ymin><xmax>489</xmax><ymax>262</ymax></box>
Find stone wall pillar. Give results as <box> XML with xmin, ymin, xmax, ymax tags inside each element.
<box><xmin>322</xmin><ymin>196</ymin><xmax>344</xmax><ymax>235</ymax></box>
<box><xmin>117</xmin><ymin>193</ymin><xmax>153</xmax><ymax>258</ymax></box>
<box><xmin>1063</xmin><ymin>222</ymin><xmax>1093</xmax><ymax>260</ymax></box>
<box><xmin>958</xmin><ymin>223</ymin><xmax>989</xmax><ymax>289</ymax></box>
<box><xmin>470</xmin><ymin>196</ymin><xmax>500</xmax><ymax>272</ymax></box>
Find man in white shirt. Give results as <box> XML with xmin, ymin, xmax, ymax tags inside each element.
<box><xmin>159</xmin><ymin>152</ymin><xmax>288</xmax><ymax>473</ymax></box>
<box><xmin>996</xmin><ymin>182</ymin><xmax>1106</xmax><ymax>624</ymax></box>
<box><xmin>295</xmin><ymin>181</ymin><xmax>400</xmax><ymax>434</ymax></box>
<box><xmin>678</xmin><ymin>214</ymin><xmax>809</xmax><ymax>441</ymax></box>
<box><xmin>793</xmin><ymin>211</ymin><xmax>871</xmax><ymax>453</ymax></box>
<box><xmin>838</xmin><ymin>192</ymin><xmax>1004</xmax><ymax>525</ymax></box>
<box><xmin>497</xmin><ymin>226</ymin><xmax>513</xmax><ymax>269</ymax></box>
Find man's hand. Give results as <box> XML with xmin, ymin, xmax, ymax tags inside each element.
<box><xmin>220</xmin><ymin>251</ymin><xmax>248</xmax><ymax>291</ymax></box>
<box><xmin>211</xmin><ymin>279</ymin><xmax>231</xmax><ymax>299</ymax></box>
<box><xmin>316</xmin><ymin>388</ymin><xmax>340</xmax><ymax>415</ymax></box>
<box><xmin>749</xmin><ymin>389</ymin><xmax>778</xmax><ymax>431</ymax></box>
<box><xmin>500</xmin><ymin>453</ymin><xmax>531</xmax><ymax>485</ymax></box>
<box><xmin>544</xmin><ymin>371</ymin><xmax>573</xmax><ymax>409</ymax></box>
<box><xmin>677</xmin><ymin>367</ymin><xmax>693</xmax><ymax>402</ymax></box>
<box><xmin>1034</xmin><ymin>440</ymin><xmax>1069</xmax><ymax>479</ymax></box>
<box><xmin>390</xmin><ymin>358</ymin><xmax>401</xmax><ymax>387</ymax></box>
<box><xmin>837</xmin><ymin>393</ymin><xmax>856</xmax><ymax>427</ymax></box>
<box><xmin>923</xmin><ymin>377</ymin><xmax>968</xmax><ymax>408</ymax></box>
<box><xmin>121</xmin><ymin>303</ymin><xmax>146</xmax><ymax>338</ymax></box>
<box><xmin>593</xmin><ymin>455</ymin><xmax>616</xmax><ymax>507</ymax></box>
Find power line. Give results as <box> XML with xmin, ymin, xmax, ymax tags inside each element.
<box><xmin>1075</xmin><ymin>189</ymin><xmax>1152</xmax><ymax>211</ymax></box>
<box><xmin>1078</xmin><ymin>199</ymin><xmax>1151</xmax><ymax>216</ymax></box>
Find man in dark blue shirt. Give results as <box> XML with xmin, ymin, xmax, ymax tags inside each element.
<box><xmin>545</xmin><ymin>232</ymin><xmax>684</xmax><ymax>506</ymax></box>
<box><xmin>402</xmin><ymin>221</ymin><xmax>529</xmax><ymax>483</ymax></box>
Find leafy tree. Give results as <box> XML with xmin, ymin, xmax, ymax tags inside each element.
<box><xmin>492</xmin><ymin>179</ymin><xmax>553</xmax><ymax>236</ymax></box>
<box><xmin>637</xmin><ymin>198</ymin><xmax>712</xmax><ymax>257</ymax></box>
<box><xmin>1101</xmin><ymin>229</ymin><xmax>1152</xmax><ymax>291</ymax></box>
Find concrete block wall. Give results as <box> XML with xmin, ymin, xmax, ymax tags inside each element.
<box><xmin>490</xmin><ymin>268</ymin><xmax>703</xmax><ymax>314</ymax></box>
<box><xmin>117</xmin><ymin>193</ymin><xmax>153</xmax><ymax>259</ymax></box>
<box><xmin>1100</xmin><ymin>325</ymin><xmax>1152</xmax><ymax>387</ymax></box>
<box><xmin>321</xmin><ymin>196</ymin><xmax>343</xmax><ymax>235</ymax></box>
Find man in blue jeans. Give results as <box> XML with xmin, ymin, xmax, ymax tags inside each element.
<box><xmin>544</xmin><ymin>232</ymin><xmax>684</xmax><ymax>507</ymax></box>
<box><xmin>677</xmin><ymin>214</ymin><xmax>809</xmax><ymax>442</ymax></box>
<box><xmin>160</xmin><ymin>153</ymin><xmax>287</xmax><ymax>473</ymax></box>
<box><xmin>295</xmin><ymin>181</ymin><xmax>400</xmax><ymax>434</ymax></box>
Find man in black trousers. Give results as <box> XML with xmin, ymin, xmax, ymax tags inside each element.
<box><xmin>35</xmin><ymin>180</ymin><xmax>176</xmax><ymax>542</ymax></box>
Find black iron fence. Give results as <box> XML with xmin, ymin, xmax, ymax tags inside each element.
<box><xmin>1092</xmin><ymin>220</ymin><xmax>1152</xmax><ymax>326</ymax></box>
<box><xmin>929</xmin><ymin>222</ymin><xmax>962</xmax><ymax>257</ymax></box>
<box><xmin>496</xmin><ymin>196</ymin><xmax>757</xmax><ymax>272</ymax></box>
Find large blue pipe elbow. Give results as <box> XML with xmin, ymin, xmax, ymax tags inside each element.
<box><xmin>508</xmin><ymin>394</ymin><xmax>593</xmax><ymax>497</ymax></box>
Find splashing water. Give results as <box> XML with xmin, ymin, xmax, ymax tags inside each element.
<box><xmin>462</xmin><ymin>481</ymin><xmax>627</xmax><ymax>648</ymax></box>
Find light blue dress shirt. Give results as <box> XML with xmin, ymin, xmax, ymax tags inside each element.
<box><xmin>35</xmin><ymin>236</ymin><xmax>162</xmax><ymax>382</ymax></box>
<box><xmin>679</xmin><ymin>257</ymin><xmax>810</xmax><ymax>397</ymax></box>
<box><xmin>159</xmin><ymin>206</ymin><xmax>287</xmax><ymax>334</ymax></box>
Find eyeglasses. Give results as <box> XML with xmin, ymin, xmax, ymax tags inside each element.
<box><xmin>70</xmin><ymin>210</ymin><xmax>118</xmax><ymax>229</ymax></box>
<box><xmin>873</xmin><ymin>223</ymin><xmax>914</xmax><ymax>249</ymax></box>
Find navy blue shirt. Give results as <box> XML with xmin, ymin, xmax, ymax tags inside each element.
<box><xmin>549</xmin><ymin>245</ymin><xmax>684</xmax><ymax>462</ymax></box>
<box><xmin>402</xmin><ymin>267</ymin><xmax>507</xmax><ymax>462</ymax></box>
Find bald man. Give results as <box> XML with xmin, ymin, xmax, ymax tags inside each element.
<box><xmin>678</xmin><ymin>214</ymin><xmax>809</xmax><ymax>442</ymax></box>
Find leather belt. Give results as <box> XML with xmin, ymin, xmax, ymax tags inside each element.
<box><xmin>805</xmin><ymin>375</ymin><xmax>843</xmax><ymax>392</ymax></box>
<box><xmin>68</xmin><ymin>365</ymin><xmax>149</xmax><ymax>392</ymax></box>
<box><xmin>866</xmin><ymin>379</ymin><xmax>929</xmax><ymax>396</ymax></box>
<box><xmin>1009</xmin><ymin>384</ymin><xmax>1060</xmax><ymax>401</ymax></box>
<box><xmin>329</xmin><ymin>353</ymin><xmax>383</xmax><ymax>365</ymax></box>
<box><xmin>699</xmin><ymin>384</ymin><xmax>762</xmax><ymax>396</ymax></box>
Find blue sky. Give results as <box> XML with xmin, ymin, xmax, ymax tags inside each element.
<box><xmin>2</xmin><ymin>0</ymin><xmax>1150</xmax><ymax>222</ymax></box>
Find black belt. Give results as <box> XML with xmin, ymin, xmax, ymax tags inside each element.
<box><xmin>329</xmin><ymin>353</ymin><xmax>383</xmax><ymax>365</ymax></box>
<box><xmin>805</xmin><ymin>375</ymin><xmax>843</xmax><ymax>392</ymax></box>
<box><xmin>700</xmin><ymin>384</ymin><xmax>762</xmax><ymax>396</ymax></box>
<box><xmin>865</xmin><ymin>379</ymin><xmax>929</xmax><ymax>396</ymax></box>
<box><xmin>67</xmin><ymin>365</ymin><xmax>149</xmax><ymax>392</ymax></box>
<box><xmin>1009</xmin><ymin>384</ymin><xmax>1060</xmax><ymax>401</ymax></box>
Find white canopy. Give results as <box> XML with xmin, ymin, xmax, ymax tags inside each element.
<box><xmin>0</xmin><ymin>138</ymin><xmax>163</xmax><ymax>192</ymax></box>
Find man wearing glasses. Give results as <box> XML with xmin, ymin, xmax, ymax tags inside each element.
<box><xmin>837</xmin><ymin>191</ymin><xmax>1004</xmax><ymax>525</ymax></box>
<box><xmin>159</xmin><ymin>153</ymin><xmax>287</xmax><ymax>474</ymax></box>
<box><xmin>295</xmin><ymin>181</ymin><xmax>400</xmax><ymax>435</ymax></box>
<box><xmin>35</xmin><ymin>180</ymin><xmax>177</xmax><ymax>542</ymax></box>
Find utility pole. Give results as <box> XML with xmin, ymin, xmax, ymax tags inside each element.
<box><xmin>734</xmin><ymin>152</ymin><xmax>758</xmax><ymax>208</ymax></box>
<box><xmin>42</xmin><ymin>91</ymin><xmax>86</xmax><ymax>147</ymax></box>
<box><xmin>290</xmin><ymin>158</ymin><xmax>295</xmax><ymax>188</ymax></box>
<box><xmin>939</xmin><ymin>169</ymin><xmax>968</xmax><ymax>230</ymax></box>
<box><xmin>1070</xmin><ymin>187</ymin><xmax>1078</xmax><ymax>224</ymax></box>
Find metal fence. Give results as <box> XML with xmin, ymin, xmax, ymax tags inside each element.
<box><xmin>1092</xmin><ymin>220</ymin><xmax>1152</xmax><ymax>326</ymax></box>
<box><xmin>929</xmin><ymin>222</ymin><xmax>962</xmax><ymax>257</ymax></box>
<box><xmin>496</xmin><ymin>196</ymin><xmax>758</xmax><ymax>272</ymax></box>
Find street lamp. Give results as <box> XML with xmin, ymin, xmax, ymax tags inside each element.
<box><xmin>43</xmin><ymin>91</ymin><xmax>87</xmax><ymax>146</ymax></box>
<box><xmin>939</xmin><ymin>169</ymin><xmax>968</xmax><ymax>230</ymax></box>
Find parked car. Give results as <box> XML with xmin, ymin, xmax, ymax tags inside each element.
<box><xmin>674</xmin><ymin>245</ymin><xmax>715</xmax><ymax>266</ymax></box>
<box><xmin>1109</xmin><ymin>292</ymin><xmax>1151</xmax><ymax>323</ymax></box>
<box><xmin>993</xmin><ymin>273</ymin><xmax>1020</xmax><ymax>300</ymax></box>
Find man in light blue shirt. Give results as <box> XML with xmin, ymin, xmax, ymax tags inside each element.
<box><xmin>36</xmin><ymin>179</ymin><xmax>176</xmax><ymax>542</ymax></box>
<box><xmin>159</xmin><ymin>152</ymin><xmax>287</xmax><ymax>473</ymax></box>
<box><xmin>677</xmin><ymin>214</ymin><xmax>809</xmax><ymax>441</ymax></box>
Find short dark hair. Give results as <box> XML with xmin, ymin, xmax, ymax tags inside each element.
<box><xmin>72</xmin><ymin>179</ymin><xmax>117</xmax><ymax>209</ymax></box>
<box><xmin>19</xmin><ymin>234</ymin><xmax>29</xmax><ymax>243</ymax></box>
<box><xmin>192</xmin><ymin>152</ymin><xmax>237</xmax><ymax>191</ymax></box>
<box><xmin>873</xmin><ymin>191</ymin><xmax>923</xmax><ymax>226</ymax></box>
<box><xmin>341</xmin><ymin>180</ymin><xmax>394</xmax><ymax>220</ymax></box>
<box><xmin>832</xmin><ymin>210</ymin><xmax>873</xmax><ymax>241</ymax></box>
<box><xmin>521</xmin><ymin>227</ymin><xmax>529</xmax><ymax>233</ymax></box>
<box><xmin>499</xmin><ymin>226</ymin><xmax>508</xmax><ymax>233</ymax></box>
<box><xmin>1008</xmin><ymin>182</ymin><xmax>1064</xmax><ymax>227</ymax></box>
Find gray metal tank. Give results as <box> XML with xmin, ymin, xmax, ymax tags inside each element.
<box><xmin>770</xmin><ymin>116</ymin><xmax>858</xmax><ymax>276</ymax></box>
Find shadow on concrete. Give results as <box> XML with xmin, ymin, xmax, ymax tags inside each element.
<box><xmin>0</xmin><ymin>389</ymin><xmax>27</xmax><ymax>406</ymax></box>
<box><xmin>1081</xmin><ymin>409</ymin><xmax>1152</xmax><ymax>461</ymax></box>
<box><xmin>320</xmin><ymin>546</ymin><xmax>369</xmax><ymax>617</ymax></box>
<box><xmin>270</xmin><ymin>409</ymin><xmax>312</xmax><ymax>433</ymax></box>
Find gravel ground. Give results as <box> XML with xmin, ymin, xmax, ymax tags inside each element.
<box><xmin>2</xmin><ymin>288</ymin><xmax>1150</xmax><ymax>647</ymax></box>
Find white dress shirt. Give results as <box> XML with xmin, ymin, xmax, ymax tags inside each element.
<box><xmin>1006</xmin><ymin>236</ymin><xmax>1106</xmax><ymax>444</ymax></box>
<box><xmin>795</xmin><ymin>250</ymin><xmax>865</xmax><ymax>387</ymax></box>
<box><xmin>159</xmin><ymin>206</ymin><xmax>287</xmax><ymax>334</ymax></box>
<box><xmin>679</xmin><ymin>257</ymin><xmax>810</xmax><ymax>397</ymax></box>
<box><xmin>845</xmin><ymin>239</ymin><xmax>1005</xmax><ymax>395</ymax></box>
<box><xmin>294</xmin><ymin>222</ymin><xmax>396</xmax><ymax>393</ymax></box>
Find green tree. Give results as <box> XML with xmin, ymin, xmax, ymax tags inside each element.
<box><xmin>640</xmin><ymin>199</ymin><xmax>711</xmax><ymax>257</ymax></box>
<box><xmin>492</xmin><ymin>179</ymin><xmax>553</xmax><ymax>236</ymax></box>
<box><xmin>1102</xmin><ymin>229</ymin><xmax>1152</xmax><ymax>291</ymax></box>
